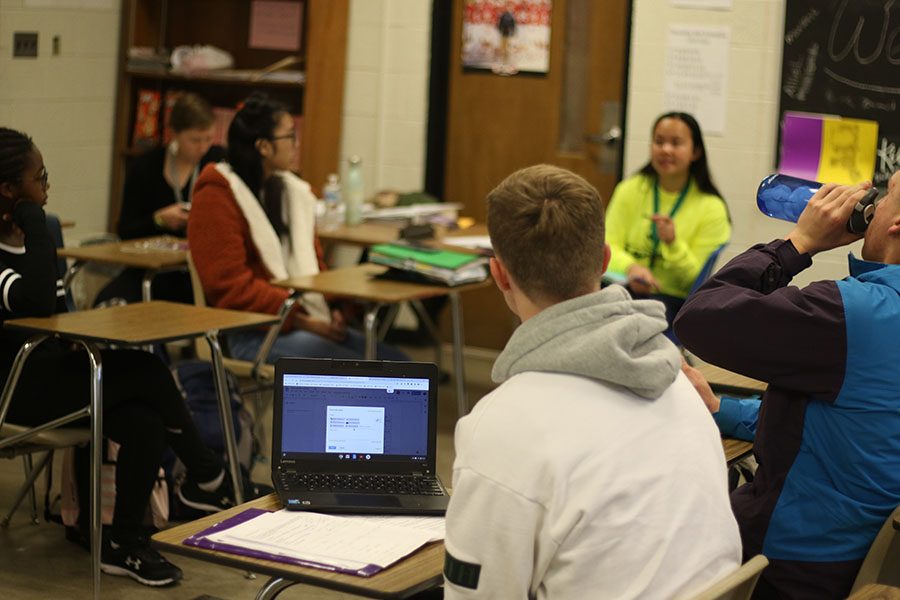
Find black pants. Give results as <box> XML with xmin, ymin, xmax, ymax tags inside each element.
<box><xmin>5</xmin><ymin>348</ymin><xmax>221</xmax><ymax>536</ymax></box>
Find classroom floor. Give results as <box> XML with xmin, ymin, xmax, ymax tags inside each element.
<box><xmin>0</xmin><ymin>344</ymin><xmax>498</xmax><ymax>600</ymax></box>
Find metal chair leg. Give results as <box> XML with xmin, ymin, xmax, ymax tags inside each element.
<box><xmin>24</xmin><ymin>454</ymin><xmax>38</xmax><ymax>523</ymax></box>
<box><xmin>2</xmin><ymin>452</ymin><xmax>52</xmax><ymax>527</ymax></box>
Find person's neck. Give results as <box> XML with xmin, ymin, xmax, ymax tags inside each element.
<box><xmin>658</xmin><ymin>172</ymin><xmax>690</xmax><ymax>193</ymax></box>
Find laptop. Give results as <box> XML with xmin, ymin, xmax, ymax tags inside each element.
<box><xmin>272</xmin><ymin>358</ymin><xmax>450</xmax><ymax>515</ymax></box>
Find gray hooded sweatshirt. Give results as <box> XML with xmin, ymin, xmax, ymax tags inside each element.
<box><xmin>491</xmin><ymin>285</ymin><xmax>682</xmax><ymax>399</ymax></box>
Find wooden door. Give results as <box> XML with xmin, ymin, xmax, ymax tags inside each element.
<box><xmin>443</xmin><ymin>0</ymin><xmax>631</xmax><ymax>349</ymax></box>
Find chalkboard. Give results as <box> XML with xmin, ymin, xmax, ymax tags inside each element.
<box><xmin>780</xmin><ymin>0</ymin><xmax>899</xmax><ymax>188</ymax></box>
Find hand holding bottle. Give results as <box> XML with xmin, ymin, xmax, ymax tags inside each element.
<box><xmin>786</xmin><ymin>182</ymin><xmax>872</xmax><ymax>256</ymax></box>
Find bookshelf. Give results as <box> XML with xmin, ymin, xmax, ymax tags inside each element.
<box><xmin>108</xmin><ymin>0</ymin><xmax>348</xmax><ymax>231</ymax></box>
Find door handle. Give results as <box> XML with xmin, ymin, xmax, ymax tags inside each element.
<box><xmin>585</xmin><ymin>126</ymin><xmax>622</xmax><ymax>146</ymax></box>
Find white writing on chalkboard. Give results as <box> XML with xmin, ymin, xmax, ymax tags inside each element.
<box><xmin>828</xmin><ymin>0</ymin><xmax>900</xmax><ymax>71</ymax></box>
<box><xmin>877</xmin><ymin>137</ymin><xmax>898</xmax><ymax>182</ymax></box>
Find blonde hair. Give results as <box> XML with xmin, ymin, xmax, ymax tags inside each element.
<box><xmin>168</xmin><ymin>92</ymin><xmax>214</xmax><ymax>132</ymax></box>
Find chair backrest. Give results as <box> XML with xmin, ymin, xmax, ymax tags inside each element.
<box><xmin>850</xmin><ymin>505</ymin><xmax>900</xmax><ymax>593</ymax></box>
<box><xmin>688</xmin><ymin>555</ymin><xmax>769</xmax><ymax>600</ymax></box>
<box><xmin>689</xmin><ymin>243</ymin><xmax>728</xmax><ymax>296</ymax></box>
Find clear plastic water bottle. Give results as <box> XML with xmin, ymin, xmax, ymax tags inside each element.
<box><xmin>344</xmin><ymin>155</ymin><xmax>364</xmax><ymax>226</ymax></box>
<box><xmin>321</xmin><ymin>173</ymin><xmax>344</xmax><ymax>231</ymax></box>
<box><xmin>757</xmin><ymin>173</ymin><xmax>879</xmax><ymax>233</ymax></box>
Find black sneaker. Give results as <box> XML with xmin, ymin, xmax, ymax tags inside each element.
<box><xmin>177</xmin><ymin>474</ymin><xmax>272</xmax><ymax>513</ymax></box>
<box><xmin>100</xmin><ymin>538</ymin><xmax>183</xmax><ymax>587</ymax></box>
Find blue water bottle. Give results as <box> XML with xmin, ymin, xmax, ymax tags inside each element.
<box><xmin>757</xmin><ymin>174</ymin><xmax>879</xmax><ymax>234</ymax></box>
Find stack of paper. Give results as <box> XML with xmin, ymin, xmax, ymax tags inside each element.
<box><xmin>369</xmin><ymin>243</ymin><xmax>489</xmax><ymax>287</ymax></box>
<box><xmin>185</xmin><ymin>508</ymin><xmax>444</xmax><ymax>576</ymax></box>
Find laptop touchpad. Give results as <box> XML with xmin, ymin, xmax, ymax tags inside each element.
<box><xmin>334</xmin><ymin>494</ymin><xmax>402</xmax><ymax>508</ymax></box>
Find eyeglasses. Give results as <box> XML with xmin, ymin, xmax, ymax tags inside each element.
<box><xmin>270</xmin><ymin>131</ymin><xmax>298</xmax><ymax>146</ymax></box>
<box><xmin>34</xmin><ymin>167</ymin><xmax>49</xmax><ymax>189</ymax></box>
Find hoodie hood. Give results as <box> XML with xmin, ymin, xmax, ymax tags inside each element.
<box><xmin>491</xmin><ymin>285</ymin><xmax>682</xmax><ymax>399</ymax></box>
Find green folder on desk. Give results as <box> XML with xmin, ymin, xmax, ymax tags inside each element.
<box><xmin>369</xmin><ymin>243</ymin><xmax>488</xmax><ymax>286</ymax></box>
<box><xmin>370</xmin><ymin>244</ymin><xmax>481</xmax><ymax>269</ymax></box>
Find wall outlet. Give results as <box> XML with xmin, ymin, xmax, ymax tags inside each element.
<box><xmin>13</xmin><ymin>32</ymin><xmax>38</xmax><ymax>58</ymax></box>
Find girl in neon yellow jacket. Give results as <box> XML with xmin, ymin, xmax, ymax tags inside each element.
<box><xmin>606</xmin><ymin>112</ymin><xmax>730</xmax><ymax>333</ymax></box>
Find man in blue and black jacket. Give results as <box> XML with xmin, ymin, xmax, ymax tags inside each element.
<box><xmin>675</xmin><ymin>171</ymin><xmax>900</xmax><ymax>599</ymax></box>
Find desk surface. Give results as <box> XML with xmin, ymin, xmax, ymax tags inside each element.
<box><xmin>152</xmin><ymin>494</ymin><xmax>444</xmax><ymax>599</ymax></box>
<box><xmin>318</xmin><ymin>222</ymin><xmax>488</xmax><ymax>254</ymax></box>
<box><xmin>274</xmin><ymin>264</ymin><xmax>491</xmax><ymax>303</ymax></box>
<box><xmin>5</xmin><ymin>301</ymin><xmax>278</xmax><ymax>345</ymax></box>
<box><xmin>695</xmin><ymin>362</ymin><xmax>767</xmax><ymax>395</ymax></box>
<box><xmin>722</xmin><ymin>438</ymin><xmax>753</xmax><ymax>466</ymax></box>
<box><xmin>58</xmin><ymin>236</ymin><xmax>187</xmax><ymax>269</ymax></box>
<box><xmin>849</xmin><ymin>584</ymin><xmax>900</xmax><ymax>599</ymax></box>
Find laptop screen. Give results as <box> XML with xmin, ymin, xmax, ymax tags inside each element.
<box><xmin>280</xmin><ymin>373</ymin><xmax>431</xmax><ymax>465</ymax></box>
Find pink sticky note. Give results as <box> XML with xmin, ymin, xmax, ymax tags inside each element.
<box><xmin>249</xmin><ymin>0</ymin><xmax>303</xmax><ymax>51</ymax></box>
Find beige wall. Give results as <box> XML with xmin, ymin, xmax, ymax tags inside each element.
<box><xmin>625</xmin><ymin>0</ymin><xmax>859</xmax><ymax>285</ymax></box>
<box><xmin>0</xmin><ymin>0</ymin><xmax>119</xmax><ymax>243</ymax></box>
<box><xmin>340</xmin><ymin>0</ymin><xmax>433</xmax><ymax>200</ymax></box>
<box><xmin>0</xmin><ymin>0</ymin><xmax>864</xmax><ymax>285</ymax></box>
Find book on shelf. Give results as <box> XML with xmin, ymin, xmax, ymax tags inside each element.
<box><xmin>369</xmin><ymin>243</ymin><xmax>489</xmax><ymax>287</ymax></box>
<box><xmin>132</xmin><ymin>89</ymin><xmax>161</xmax><ymax>147</ymax></box>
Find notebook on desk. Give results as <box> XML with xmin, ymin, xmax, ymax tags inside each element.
<box><xmin>272</xmin><ymin>358</ymin><xmax>450</xmax><ymax>515</ymax></box>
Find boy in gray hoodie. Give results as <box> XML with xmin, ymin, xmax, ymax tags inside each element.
<box><xmin>442</xmin><ymin>165</ymin><xmax>741</xmax><ymax>599</ymax></box>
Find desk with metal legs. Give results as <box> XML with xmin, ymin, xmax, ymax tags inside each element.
<box><xmin>152</xmin><ymin>493</ymin><xmax>444</xmax><ymax>600</ymax></box>
<box><xmin>274</xmin><ymin>264</ymin><xmax>491</xmax><ymax>418</ymax></box>
<box><xmin>0</xmin><ymin>301</ymin><xmax>277</xmax><ymax>599</ymax></box>
<box><xmin>59</xmin><ymin>236</ymin><xmax>188</xmax><ymax>302</ymax></box>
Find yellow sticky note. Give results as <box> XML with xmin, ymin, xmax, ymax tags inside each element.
<box><xmin>816</xmin><ymin>117</ymin><xmax>879</xmax><ymax>185</ymax></box>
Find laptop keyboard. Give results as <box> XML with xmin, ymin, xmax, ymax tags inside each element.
<box><xmin>279</xmin><ymin>472</ymin><xmax>445</xmax><ymax>496</ymax></box>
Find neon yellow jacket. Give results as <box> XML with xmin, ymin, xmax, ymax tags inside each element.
<box><xmin>606</xmin><ymin>174</ymin><xmax>731</xmax><ymax>299</ymax></box>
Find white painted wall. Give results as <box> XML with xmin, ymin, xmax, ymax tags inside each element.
<box><xmin>625</xmin><ymin>0</ymin><xmax>859</xmax><ymax>285</ymax></box>
<box><xmin>0</xmin><ymin>0</ymin><xmax>119</xmax><ymax>243</ymax></box>
<box><xmin>340</xmin><ymin>0</ymin><xmax>433</xmax><ymax>200</ymax></box>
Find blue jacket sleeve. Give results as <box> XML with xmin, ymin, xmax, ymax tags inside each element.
<box><xmin>713</xmin><ymin>396</ymin><xmax>760</xmax><ymax>442</ymax></box>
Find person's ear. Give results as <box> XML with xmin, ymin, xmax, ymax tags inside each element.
<box><xmin>0</xmin><ymin>182</ymin><xmax>14</xmax><ymax>202</ymax></box>
<box><xmin>490</xmin><ymin>257</ymin><xmax>512</xmax><ymax>292</ymax></box>
<box><xmin>256</xmin><ymin>138</ymin><xmax>272</xmax><ymax>158</ymax></box>
<box><xmin>887</xmin><ymin>214</ymin><xmax>900</xmax><ymax>236</ymax></box>
<box><xmin>601</xmin><ymin>242</ymin><xmax>611</xmax><ymax>274</ymax></box>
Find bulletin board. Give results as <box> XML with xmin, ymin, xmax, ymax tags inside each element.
<box><xmin>779</xmin><ymin>0</ymin><xmax>899</xmax><ymax>188</ymax></box>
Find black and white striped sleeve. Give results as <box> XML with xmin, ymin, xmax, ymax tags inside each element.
<box><xmin>0</xmin><ymin>202</ymin><xmax>60</xmax><ymax>317</ymax></box>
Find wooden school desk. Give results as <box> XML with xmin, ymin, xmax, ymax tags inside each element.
<box><xmin>274</xmin><ymin>264</ymin><xmax>491</xmax><ymax>417</ymax></box>
<box><xmin>152</xmin><ymin>493</ymin><xmax>444</xmax><ymax>600</ymax></box>
<box><xmin>722</xmin><ymin>438</ymin><xmax>754</xmax><ymax>466</ymax></box>
<box><xmin>58</xmin><ymin>235</ymin><xmax>188</xmax><ymax>302</ymax></box>
<box><xmin>0</xmin><ymin>301</ymin><xmax>277</xmax><ymax>599</ymax></box>
<box><xmin>849</xmin><ymin>584</ymin><xmax>900</xmax><ymax>599</ymax></box>
<box><xmin>695</xmin><ymin>361</ymin><xmax>767</xmax><ymax>396</ymax></box>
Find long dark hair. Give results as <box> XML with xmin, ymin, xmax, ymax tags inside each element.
<box><xmin>0</xmin><ymin>127</ymin><xmax>34</xmax><ymax>188</ymax></box>
<box><xmin>226</xmin><ymin>93</ymin><xmax>289</xmax><ymax>237</ymax></box>
<box><xmin>638</xmin><ymin>112</ymin><xmax>722</xmax><ymax>198</ymax></box>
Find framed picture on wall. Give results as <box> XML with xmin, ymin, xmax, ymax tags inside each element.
<box><xmin>461</xmin><ymin>0</ymin><xmax>552</xmax><ymax>75</ymax></box>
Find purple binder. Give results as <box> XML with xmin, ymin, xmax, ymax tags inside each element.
<box><xmin>183</xmin><ymin>508</ymin><xmax>383</xmax><ymax>577</ymax></box>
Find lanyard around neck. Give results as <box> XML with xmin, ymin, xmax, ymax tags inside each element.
<box><xmin>649</xmin><ymin>178</ymin><xmax>690</xmax><ymax>267</ymax></box>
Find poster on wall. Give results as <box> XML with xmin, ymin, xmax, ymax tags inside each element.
<box><xmin>663</xmin><ymin>25</ymin><xmax>730</xmax><ymax>136</ymax></box>
<box><xmin>461</xmin><ymin>0</ymin><xmax>552</xmax><ymax>75</ymax></box>
<box><xmin>779</xmin><ymin>0</ymin><xmax>899</xmax><ymax>189</ymax></box>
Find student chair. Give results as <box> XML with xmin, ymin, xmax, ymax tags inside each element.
<box><xmin>1</xmin><ymin>423</ymin><xmax>89</xmax><ymax>526</ymax></box>
<box><xmin>0</xmin><ymin>213</ymin><xmax>90</xmax><ymax>529</ymax></box>
<box><xmin>849</xmin><ymin>505</ymin><xmax>900</xmax><ymax>593</ymax></box>
<box><xmin>669</xmin><ymin>242</ymin><xmax>729</xmax><ymax>348</ymax></box>
<box><xmin>688</xmin><ymin>555</ymin><xmax>769</xmax><ymax>600</ymax></box>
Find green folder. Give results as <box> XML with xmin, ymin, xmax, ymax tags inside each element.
<box><xmin>370</xmin><ymin>244</ymin><xmax>481</xmax><ymax>270</ymax></box>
